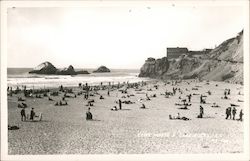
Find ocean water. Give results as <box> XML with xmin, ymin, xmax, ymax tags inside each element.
<box><xmin>7</xmin><ymin>68</ymin><xmax>150</xmax><ymax>89</ymax></box>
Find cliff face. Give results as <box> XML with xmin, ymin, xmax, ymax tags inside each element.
<box><xmin>139</xmin><ymin>57</ymin><xmax>169</xmax><ymax>78</ymax></box>
<box><xmin>139</xmin><ymin>30</ymin><xmax>243</xmax><ymax>84</ymax></box>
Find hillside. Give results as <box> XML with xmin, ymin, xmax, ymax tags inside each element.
<box><xmin>139</xmin><ymin>30</ymin><xmax>243</xmax><ymax>84</ymax></box>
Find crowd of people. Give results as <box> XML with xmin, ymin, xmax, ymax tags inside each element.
<box><xmin>7</xmin><ymin>79</ymin><xmax>245</xmax><ymax>125</ymax></box>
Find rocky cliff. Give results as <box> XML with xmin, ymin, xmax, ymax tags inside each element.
<box><xmin>139</xmin><ymin>30</ymin><xmax>243</xmax><ymax>84</ymax></box>
<box><xmin>138</xmin><ymin>57</ymin><xmax>169</xmax><ymax>78</ymax></box>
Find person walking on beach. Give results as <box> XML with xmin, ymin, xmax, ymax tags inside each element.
<box><xmin>119</xmin><ymin>99</ymin><xmax>122</xmax><ymax>110</ymax></box>
<box><xmin>232</xmin><ymin>107</ymin><xmax>237</xmax><ymax>120</ymax></box>
<box><xmin>21</xmin><ymin>108</ymin><xmax>26</xmax><ymax>121</ymax></box>
<box><xmin>30</xmin><ymin>108</ymin><xmax>35</xmax><ymax>121</ymax></box>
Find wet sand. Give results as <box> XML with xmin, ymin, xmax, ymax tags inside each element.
<box><xmin>8</xmin><ymin>80</ymin><xmax>244</xmax><ymax>154</ymax></box>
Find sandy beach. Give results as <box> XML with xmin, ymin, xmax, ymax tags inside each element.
<box><xmin>7</xmin><ymin>80</ymin><xmax>244</xmax><ymax>154</ymax></box>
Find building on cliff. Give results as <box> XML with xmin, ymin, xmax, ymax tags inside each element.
<box><xmin>167</xmin><ymin>47</ymin><xmax>188</xmax><ymax>59</ymax></box>
<box><xmin>167</xmin><ymin>47</ymin><xmax>212</xmax><ymax>59</ymax></box>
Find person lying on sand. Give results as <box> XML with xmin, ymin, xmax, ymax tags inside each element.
<box><xmin>211</xmin><ymin>103</ymin><xmax>220</xmax><ymax>108</ymax></box>
<box><xmin>178</xmin><ymin>104</ymin><xmax>189</xmax><ymax>110</ymax></box>
<box><xmin>122</xmin><ymin>100</ymin><xmax>135</xmax><ymax>104</ymax></box>
<box><xmin>169</xmin><ymin>113</ymin><xmax>190</xmax><ymax>121</ymax></box>
<box><xmin>18</xmin><ymin>97</ymin><xmax>25</xmax><ymax>101</ymax></box>
<box><xmin>18</xmin><ymin>103</ymin><xmax>27</xmax><ymax>108</ymax></box>
<box><xmin>150</xmin><ymin>94</ymin><xmax>157</xmax><ymax>98</ymax></box>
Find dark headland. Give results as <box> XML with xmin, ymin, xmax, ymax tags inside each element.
<box><xmin>139</xmin><ymin>30</ymin><xmax>243</xmax><ymax>84</ymax></box>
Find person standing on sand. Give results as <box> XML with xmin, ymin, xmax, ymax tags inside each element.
<box><xmin>30</xmin><ymin>108</ymin><xmax>35</xmax><ymax>121</ymax></box>
<box><xmin>21</xmin><ymin>108</ymin><xmax>26</xmax><ymax>121</ymax></box>
<box><xmin>228</xmin><ymin>107</ymin><xmax>232</xmax><ymax>119</ymax></box>
<box><xmin>119</xmin><ymin>99</ymin><xmax>122</xmax><ymax>110</ymax></box>
<box><xmin>225</xmin><ymin>107</ymin><xmax>232</xmax><ymax>119</ymax></box>
<box><xmin>232</xmin><ymin>107</ymin><xmax>237</xmax><ymax>120</ymax></box>
<box><xmin>239</xmin><ymin>109</ymin><xmax>243</xmax><ymax>121</ymax></box>
<box><xmin>188</xmin><ymin>94</ymin><xmax>192</xmax><ymax>102</ymax></box>
<box><xmin>225</xmin><ymin>107</ymin><xmax>229</xmax><ymax>119</ymax></box>
<box><xmin>199</xmin><ymin>105</ymin><xmax>204</xmax><ymax>118</ymax></box>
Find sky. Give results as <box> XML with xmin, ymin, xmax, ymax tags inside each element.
<box><xmin>7</xmin><ymin>2</ymin><xmax>246</xmax><ymax>69</ymax></box>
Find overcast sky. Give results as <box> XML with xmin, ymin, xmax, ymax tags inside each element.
<box><xmin>7</xmin><ymin>2</ymin><xmax>246</xmax><ymax>69</ymax></box>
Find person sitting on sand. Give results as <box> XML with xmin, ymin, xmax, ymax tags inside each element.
<box><xmin>55</xmin><ymin>102</ymin><xmax>59</xmax><ymax>106</ymax></box>
<box><xmin>211</xmin><ymin>103</ymin><xmax>219</xmax><ymax>108</ymax></box>
<box><xmin>100</xmin><ymin>95</ymin><xmax>104</xmax><ymax>99</ymax></box>
<box><xmin>86</xmin><ymin>108</ymin><xmax>93</xmax><ymax>120</ymax></box>
<box><xmin>140</xmin><ymin>103</ymin><xmax>146</xmax><ymax>109</ymax></box>
<box><xmin>48</xmin><ymin>97</ymin><xmax>53</xmax><ymax>101</ymax></box>
<box><xmin>21</xmin><ymin>108</ymin><xmax>26</xmax><ymax>121</ymax></box>
<box><xmin>30</xmin><ymin>108</ymin><xmax>35</xmax><ymax>121</ymax></box>
<box><xmin>111</xmin><ymin>106</ymin><xmax>118</xmax><ymax>111</ymax></box>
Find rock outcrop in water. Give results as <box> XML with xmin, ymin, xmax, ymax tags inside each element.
<box><xmin>93</xmin><ymin>66</ymin><xmax>111</xmax><ymax>73</ymax></box>
<box><xmin>139</xmin><ymin>30</ymin><xmax>243</xmax><ymax>84</ymax></box>
<box><xmin>29</xmin><ymin>62</ymin><xmax>58</xmax><ymax>75</ymax></box>
<box><xmin>76</xmin><ymin>70</ymin><xmax>90</xmax><ymax>74</ymax></box>
<box><xmin>56</xmin><ymin>65</ymin><xmax>77</xmax><ymax>75</ymax></box>
<box><xmin>29</xmin><ymin>62</ymin><xmax>90</xmax><ymax>75</ymax></box>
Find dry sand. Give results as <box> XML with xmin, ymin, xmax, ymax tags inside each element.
<box><xmin>8</xmin><ymin>80</ymin><xmax>244</xmax><ymax>154</ymax></box>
